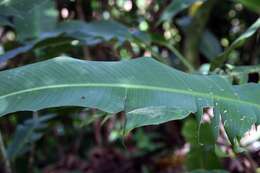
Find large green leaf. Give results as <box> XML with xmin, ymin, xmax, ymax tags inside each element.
<box><xmin>226</xmin><ymin>64</ymin><xmax>260</xmax><ymax>84</ymax></box>
<box><xmin>0</xmin><ymin>57</ymin><xmax>260</xmax><ymax>142</ymax></box>
<box><xmin>210</xmin><ymin>18</ymin><xmax>260</xmax><ymax>70</ymax></box>
<box><xmin>56</xmin><ymin>20</ymin><xmax>132</xmax><ymax>44</ymax></box>
<box><xmin>0</xmin><ymin>20</ymin><xmax>147</xmax><ymax>63</ymax></box>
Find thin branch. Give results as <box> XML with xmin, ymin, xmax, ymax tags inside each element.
<box><xmin>28</xmin><ymin>111</ymin><xmax>39</xmax><ymax>173</ymax></box>
<box><xmin>159</xmin><ymin>42</ymin><xmax>195</xmax><ymax>72</ymax></box>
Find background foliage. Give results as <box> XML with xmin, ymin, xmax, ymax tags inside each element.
<box><xmin>0</xmin><ymin>0</ymin><xmax>260</xmax><ymax>173</ymax></box>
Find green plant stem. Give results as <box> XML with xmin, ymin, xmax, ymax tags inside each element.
<box><xmin>161</xmin><ymin>43</ymin><xmax>195</xmax><ymax>72</ymax></box>
<box><xmin>134</xmin><ymin>40</ymin><xmax>171</xmax><ymax>65</ymax></box>
<box><xmin>0</xmin><ymin>130</ymin><xmax>12</xmax><ymax>173</ymax></box>
<box><xmin>28</xmin><ymin>112</ymin><xmax>39</xmax><ymax>173</ymax></box>
<box><xmin>150</xmin><ymin>39</ymin><xmax>194</xmax><ymax>72</ymax></box>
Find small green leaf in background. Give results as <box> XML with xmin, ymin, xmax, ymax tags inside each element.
<box><xmin>160</xmin><ymin>0</ymin><xmax>206</xmax><ymax>22</ymax></box>
<box><xmin>210</xmin><ymin>18</ymin><xmax>260</xmax><ymax>70</ymax></box>
<box><xmin>132</xmin><ymin>129</ymin><xmax>163</xmax><ymax>155</ymax></box>
<box><xmin>189</xmin><ymin>169</ymin><xmax>228</xmax><ymax>173</ymax></box>
<box><xmin>200</xmin><ymin>30</ymin><xmax>222</xmax><ymax>60</ymax></box>
<box><xmin>7</xmin><ymin>114</ymin><xmax>55</xmax><ymax>160</ymax></box>
<box><xmin>237</xmin><ymin>0</ymin><xmax>260</xmax><ymax>13</ymax></box>
<box><xmin>0</xmin><ymin>0</ymin><xmax>58</xmax><ymax>40</ymax></box>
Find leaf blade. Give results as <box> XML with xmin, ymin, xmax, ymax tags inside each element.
<box><xmin>210</xmin><ymin>18</ymin><xmax>260</xmax><ymax>70</ymax></box>
<box><xmin>0</xmin><ymin>57</ymin><xmax>260</xmax><ymax>141</ymax></box>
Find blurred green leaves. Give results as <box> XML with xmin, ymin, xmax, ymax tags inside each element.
<box><xmin>160</xmin><ymin>0</ymin><xmax>206</xmax><ymax>22</ymax></box>
<box><xmin>0</xmin><ymin>19</ymin><xmax>150</xmax><ymax>63</ymax></box>
<box><xmin>182</xmin><ymin>119</ymin><xmax>222</xmax><ymax>170</ymax></box>
<box><xmin>0</xmin><ymin>0</ymin><xmax>58</xmax><ymax>40</ymax></box>
<box><xmin>0</xmin><ymin>0</ymin><xmax>260</xmax><ymax>172</ymax></box>
<box><xmin>7</xmin><ymin>114</ymin><xmax>55</xmax><ymax>160</ymax></box>
<box><xmin>200</xmin><ymin>30</ymin><xmax>222</xmax><ymax>60</ymax></box>
<box><xmin>133</xmin><ymin>129</ymin><xmax>163</xmax><ymax>155</ymax></box>
<box><xmin>56</xmin><ymin>20</ymin><xmax>132</xmax><ymax>44</ymax></box>
<box><xmin>237</xmin><ymin>0</ymin><xmax>260</xmax><ymax>13</ymax></box>
<box><xmin>189</xmin><ymin>170</ymin><xmax>228</xmax><ymax>173</ymax></box>
<box><xmin>210</xmin><ymin>18</ymin><xmax>260</xmax><ymax>70</ymax></box>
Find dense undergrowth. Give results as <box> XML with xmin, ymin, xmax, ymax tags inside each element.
<box><xmin>0</xmin><ymin>0</ymin><xmax>260</xmax><ymax>173</ymax></box>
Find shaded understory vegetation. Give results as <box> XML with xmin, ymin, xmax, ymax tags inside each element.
<box><xmin>0</xmin><ymin>0</ymin><xmax>260</xmax><ymax>173</ymax></box>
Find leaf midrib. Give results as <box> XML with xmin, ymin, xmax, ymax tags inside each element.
<box><xmin>0</xmin><ymin>83</ymin><xmax>259</xmax><ymax>109</ymax></box>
